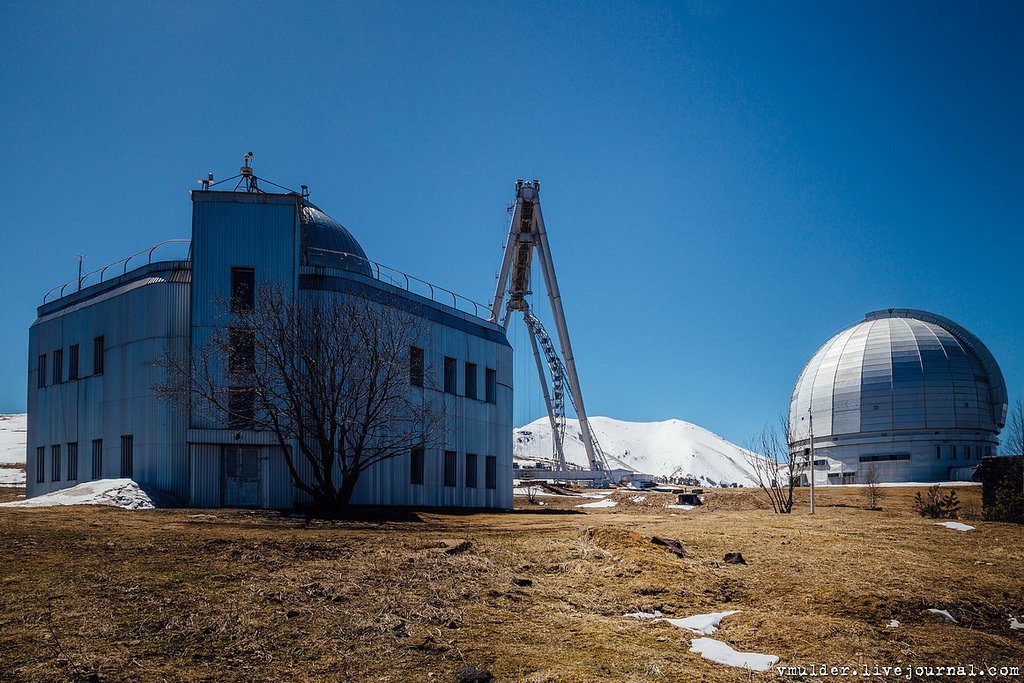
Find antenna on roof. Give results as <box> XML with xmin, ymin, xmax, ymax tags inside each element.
<box><xmin>300</xmin><ymin>184</ymin><xmax>309</xmax><ymax>198</ymax></box>
<box><xmin>198</xmin><ymin>172</ymin><xmax>214</xmax><ymax>190</ymax></box>
<box><xmin>76</xmin><ymin>254</ymin><xmax>86</xmax><ymax>292</ymax></box>
<box><xmin>237</xmin><ymin>151</ymin><xmax>259</xmax><ymax>193</ymax></box>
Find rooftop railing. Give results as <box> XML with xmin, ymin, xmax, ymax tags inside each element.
<box><xmin>305</xmin><ymin>247</ymin><xmax>492</xmax><ymax>320</ymax></box>
<box><xmin>43</xmin><ymin>239</ymin><xmax>192</xmax><ymax>303</ymax></box>
<box><xmin>42</xmin><ymin>240</ymin><xmax>493</xmax><ymax>322</ymax></box>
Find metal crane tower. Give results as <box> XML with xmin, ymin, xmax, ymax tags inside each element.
<box><xmin>490</xmin><ymin>180</ymin><xmax>610</xmax><ymax>477</ymax></box>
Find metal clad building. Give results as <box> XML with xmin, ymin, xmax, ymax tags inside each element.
<box><xmin>27</xmin><ymin>182</ymin><xmax>513</xmax><ymax>509</ymax></box>
<box><xmin>789</xmin><ymin>308</ymin><xmax>1007</xmax><ymax>483</ymax></box>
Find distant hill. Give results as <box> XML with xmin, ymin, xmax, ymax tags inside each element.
<box><xmin>514</xmin><ymin>416</ymin><xmax>760</xmax><ymax>487</ymax></box>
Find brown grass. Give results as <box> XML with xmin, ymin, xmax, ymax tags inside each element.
<box><xmin>0</xmin><ymin>485</ymin><xmax>1021</xmax><ymax>682</ymax></box>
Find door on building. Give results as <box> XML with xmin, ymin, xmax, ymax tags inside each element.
<box><xmin>223</xmin><ymin>447</ymin><xmax>261</xmax><ymax>507</ymax></box>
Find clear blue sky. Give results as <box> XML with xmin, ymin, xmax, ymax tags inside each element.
<box><xmin>1</xmin><ymin>1</ymin><xmax>1021</xmax><ymax>447</ymax></box>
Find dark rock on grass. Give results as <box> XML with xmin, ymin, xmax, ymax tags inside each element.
<box><xmin>724</xmin><ymin>551</ymin><xmax>747</xmax><ymax>565</ymax></box>
<box><xmin>286</xmin><ymin>609</ymin><xmax>301</xmax><ymax>619</ymax></box>
<box><xmin>512</xmin><ymin>577</ymin><xmax>533</xmax><ymax>587</ymax></box>
<box><xmin>456</xmin><ymin>667</ymin><xmax>494</xmax><ymax>683</ymax></box>
<box><xmin>442</xmin><ymin>539</ymin><xmax>473</xmax><ymax>555</ymax></box>
<box><xmin>650</xmin><ymin>536</ymin><xmax>687</xmax><ymax>558</ymax></box>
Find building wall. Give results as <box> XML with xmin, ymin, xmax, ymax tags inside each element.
<box><xmin>26</xmin><ymin>266</ymin><xmax>191</xmax><ymax>500</ymax></box>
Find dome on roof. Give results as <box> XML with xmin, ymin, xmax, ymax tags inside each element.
<box><xmin>789</xmin><ymin>309</ymin><xmax>1008</xmax><ymax>443</ymax></box>
<box><xmin>300</xmin><ymin>202</ymin><xmax>372</xmax><ymax>276</ymax></box>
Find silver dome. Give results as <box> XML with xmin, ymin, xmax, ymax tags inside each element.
<box><xmin>300</xmin><ymin>202</ymin><xmax>372</xmax><ymax>276</ymax></box>
<box><xmin>790</xmin><ymin>309</ymin><xmax>1007</xmax><ymax>443</ymax></box>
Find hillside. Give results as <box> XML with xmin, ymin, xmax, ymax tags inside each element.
<box><xmin>514</xmin><ymin>416</ymin><xmax>760</xmax><ymax>487</ymax></box>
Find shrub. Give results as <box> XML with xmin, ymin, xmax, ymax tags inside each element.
<box><xmin>913</xmin><ymin>485</ymin><xmax>960</xmax><ymax>519</ymax></box>
<box><xmin>984</xmin><ymin>478</ymin><xmax>1024</xmax><ymax>523</ymax></box>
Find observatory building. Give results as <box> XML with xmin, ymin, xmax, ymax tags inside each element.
<box><xmin>789</xmin><ymin>309</ymin><xmax>1007</xmax><ymax>484</ymax></box>
<box><xmin>26</xmin><ymin>165</ymin><xmax>513</xmax><ymax>509</ymax></box>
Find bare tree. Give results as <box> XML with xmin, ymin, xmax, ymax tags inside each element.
<box><xmin>864</xmin><ymin>463</ymin><xmax>882</xmax><ymax>510</ymax></box>
<box><xmin>745</xmin><ymin>416</ymin><xmax>797</xmax><ymax>514</ymax></box>
<box><xmin>158</xmin><ymin>284</ymin><xmax>447</xmax><ymax>510</ymax></box>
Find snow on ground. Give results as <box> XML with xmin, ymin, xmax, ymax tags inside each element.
<box><xmin>0</xmin><ymin>414</ymin><xmax>27</xmax><ymax>465</ymax></box>
<box><xmin>887</xmin><ymin>620</ymin><xmax>900</xmax><ymax>628</ymax></box>
<box><xmin>1010</xmin><ymin>617</ymin><xmax>1024</xmax><ymax>631</ymax></box>
<box><xmin>629</xmin><ymin>495</ymin><xmax>646</xmax><ymax>503</ymax></box>
<box><xmin>576</xmin><ymin>499</ymin><xmax>618</xmax><ymax>509</ymax></box>
<box><xmin>0</xmin><ymin>479</ymin><xmax>157</xmax><ymax>510</ymax></box>
<box><xmin>689</xmin><ymin>637</ymin><xmax>779</xmax><ymax>671</ymax></box>
<box><xmin>664</xmin><ymin>610</ymin><xmax>740</xmax><ymax>635</ymax></box>
<box><xmin>936</xmin><ymin>521</ymin><xmax>975</xmax><ymax>531</ymax></box>
<box><xmin>0</xmin><ymin>414</ymin><xmax>28</xmax><ymax>488</ymax></box>
<box><xmin>624</xmin><ymin>610</ymin><xmax>663</xmax><ymax>619</ymax></box>
<box><xmin>514</xmin><ymin>416</ymin><xmax>760</xmax><ymax>487</ymax></box>
<box><xmin>666</xmin><ymin>504</ymin><xmax>696</xmax><ymax>510</ymax></box>
<box><xmin>926</xmin><ymin>609</ymin><xmax>957</xmax><ymax>623</ymax></box>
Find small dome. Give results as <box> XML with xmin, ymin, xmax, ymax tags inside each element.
<box><xmin>789</xmin><ymin>309</ymin><xmax>1007</xmax><ymax>441</ymax></box>
<box><xmin>300</xmin><ymin>202</ymin><xmax>372</xmax><ymax>276</ymax></box>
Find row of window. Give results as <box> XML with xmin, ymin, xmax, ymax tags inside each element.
<box><xmin>37</xmin><ymin>336</ymin><xmax>104</xmax><ymax>388</ymax></box>
<box><xmin>35</xmin><ymin>435</ymin><xmax>132</xmax><ymax>483</ymax></box>
<box><xmin>409</xmin><ymin>448</ymin><xmax>497</xmax><ymax>489</ymax></box>
<box><xmin>856</xmin><ymin>444</ymin><xmax>994</xmax><ymax>464</ymax></box>
<box><xmin>410</xmin><ymin>347</ymin><xmax>497</xmax><ymax>403</ymax></box>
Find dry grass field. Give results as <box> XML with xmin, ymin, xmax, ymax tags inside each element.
<box><xmin>0</xmin><ymin>484</ymin><xmax>1022</xmax><ymax>682</ymax></box>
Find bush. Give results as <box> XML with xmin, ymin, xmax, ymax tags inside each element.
<box><xmin>913</xmin><ymin>485</ymin><xmax>960</xmax><ymax>519</ymax></box>
<box><xmin>984</xmin><ymin>478</ymin><xmax>1024</xmax><ymax>523</ymax></box>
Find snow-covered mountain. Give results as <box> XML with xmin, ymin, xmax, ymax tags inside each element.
<box><xmin>514</xmin><ymin>416</ymin><xmax>760</xmax><ymax>487</ymax></box>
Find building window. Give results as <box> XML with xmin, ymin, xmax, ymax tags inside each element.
<box><xmin>443</xmin><ymin>357</ymin><xmax>457</xmax><ymax>394</ymax></box>
<box><xmin>410</xmin><ymin>346</ymin><xmax>424</xmax><ymax>388</ymax></box>
<box><xmin>231</xmin><ymin>267</ymin><xmax>256</xmax><ymax>313</ymax></box>
<box><xmin>36</xmin><ymin>447</ymin><xmax>45</xmax><ymax>483</ymax></box>
<box><xmin>951</xmin><ymin>445</ymin><xmax>957</xmax><ymax>460</ymax></box>
<box><xmin>229</xmin><ymin>327</ymin><xmax>255</xmax><ymax>373</ymax></box>
<box><xmin>120</xmin><ymin>435</ymin><xmax>133</xmax><ymax>478</ymax></box>
<box><xmin>37</xmin><ymin>354</ymin><xmax>46</xmax><ymax>388</ymax></box>
<box><xmin>858</xmin><ymin>453</ymin><xmax>910</xmax><ymax>463</ymax></box>
<box><xmin>485</xmin><ymin>368</ymin><xmax>497</xmax><ymax>404</ymax></box>
<box><xmin>964</xmin><ymin>446</ymin><xmax>971</xmax><ymax>460</ymax></box>
<box><xmin>443</xmin><ymin>450</ymin><xmax>457</xmax><ymax>487</ymax></box>
<box><xmin>228</xmin><ymin>387</ymin><xmax>256</xmax><ymax>429</ymax></box>
<box><xmin>69</xmin><ymin>344</ymin><xmax>79</xmax><ymax>381</ymax></box>
<box><xmin>67</xmin><ymin>442</ymin><xmax>78</xmax><ymax>480</ymax></box>
<box><xmin>935</xmin><ymin>445</ymin><xmax>941</xmax><ymax>460</ymax></box>
<box><xmin>93</xmin><ymin>336</ymin><xmax>105</xmax><ymax>375</ymax></box>
<box><xmin>52</xmin><ymin>349</ymin><xmax>63</xmax><ymax>384</ymax></box>
<box><xmin>465</xmin><ymin>453</ymin><xmax>478</xmax><ymax>488</ymax></box>
<box><xmin>485</xmin><ymin>455</ymin><xmax>497</xmax><ymax>490</ymax></box>
<box><xmin>410</xmin><ymin>447</ymin><xmax>424</xmax><ymax>485</ymax></box>
<box><xmin>92</xmin><ymin>439</ymin><xmax>103</xmax><ymax>479</ymax></box>
<box><xmin>465</xmin><ymin>362</ymin><xmax>477</xmax><ymax>399</ymax></box>
<box><xmin>51</xmin><ymin>444</ymin><xmax>61</xmax><ymax>482</ymax></box>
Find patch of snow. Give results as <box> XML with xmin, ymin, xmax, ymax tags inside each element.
<box><xmin>624</xmin><ymin>610</ymin><xmax>663</xmax><ymax>619</ymax></box>
<box><xmin>629</xmin><ymin>495</ymin><xmax>646</xmax><ymax>503</ymax></box>
<box><xmin>1009</xmin><ymin>617</ymin><xmax>1024</xmax><ymax>631</ymax></box>
<box><xmin>689</xmin><ymin>637</ymin><xmax>779</xmax><ymax>671</ymax></box>
<box><xmin>926</xmin><ymin>609</ymin><xmax>957</xmax><ymax>623</ymax></box>
<box><xmin>0</xmin><ymin>479</ymin><xmax>157</xmax><ymax>510</ymax></box>
<box><xmin>0</xmin><ymin>467</ymin><xmax>26</xmax><ymax>487</ymax></box>
<box><xmin>887</xmin><ymin>620</ymin><xmax>900</xmax><ymax>628</ymax></box>
<box><xmin>665</xmin><ymin>610</ymin><xmax>740</xmax><ymax>635</ymax></box>
<box><xmin>0</xmin><ymin>414</ymin><xmax>27</xmax><ymax>466</ymax></box>
<box><xmin>666</xmin><ymin>504</ymin><xmax>695</xmax><ymax>510</ymax></box>
<box><xmin>514</xmin><ymin>416</ymin><xmax>760</xmax><ymax>487</ymax></box>
<box><xmin>576</xmin><ymin>499</ymin><xmax>618</xmax><ymax>509</ymax></box>
<box><xmin>578</xmin><ymin>491</ymin><xmax>613</xmax><ymax>499</ymax></box>
<box><xmin>936</xmin><ymin>522</ymin><xmax>975</xmax><ymax>531</ymax></box>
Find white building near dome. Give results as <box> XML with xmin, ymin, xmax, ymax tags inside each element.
<box><xmin>789</xmin><ymin>309</ymin><xmax>1007</xmax><ymax>484</ymax></box>
<box><xmin>26</xmin><ymin>176</ymin><xmax>513</xmax><ymax>509</ymax></box>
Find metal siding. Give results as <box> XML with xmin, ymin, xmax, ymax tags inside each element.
<box><xmin>27</xmin><ymin>272</ymin><xmax>191</xmax><ymax>500</ymax></box>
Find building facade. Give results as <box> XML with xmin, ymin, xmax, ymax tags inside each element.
<box><xmin>789</xmin><ymin>309</ymin><xmax>1007</xmax><ymax>484</ymax></box>
<box><xmin>27</xmin><ymin>183</ymin><xmax>514</xmax><ymax>509</ymax></box>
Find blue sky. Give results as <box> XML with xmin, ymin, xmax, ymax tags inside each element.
<box><xmin>1</xmin><ymin>1</ymin><xmax>1021</xmax><ymax>447</ymax></box>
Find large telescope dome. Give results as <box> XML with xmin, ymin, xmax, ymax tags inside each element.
<box><xmin>788</xmin><ymin>309</ymin><xmax>1007</xmax><ymax>484</ymax></box>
